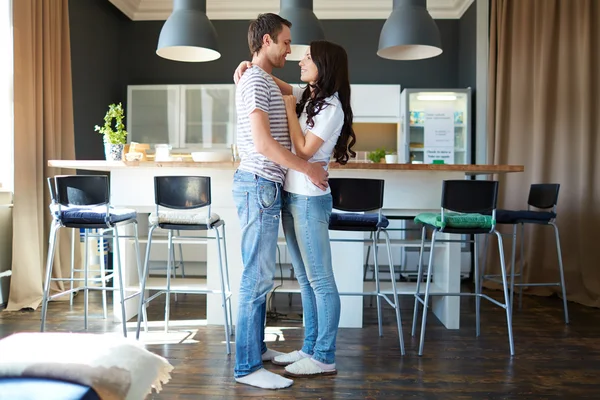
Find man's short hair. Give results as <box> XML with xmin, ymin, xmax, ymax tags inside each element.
<box><xmin>248</xmin><ymin>13</ymin><xmax>292</xmax><ymax>55</ymax></box>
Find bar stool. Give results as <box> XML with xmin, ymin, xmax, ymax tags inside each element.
<box><xmin>482</xmin><ymin>183</ymin><xmax>568</xmax><ymax>323</ymax></box>
<box><xmin>42</xmin><ymin>175</ymin><xmax>145</xmax><ymax>337</ymax></box>
<box><xmin>328</xmin><ymin>178</ymin><xmax>405</xmax><ymax>355</ymax></box>
<box><xmin>412</xmin><ymin>180</ymin><xmax>515</xmax><ymax>356</ymax></box>
<box><xmin>135</xmin><ymin>176</ymin><xmax>233</xmax><ymax>354</ymax></box>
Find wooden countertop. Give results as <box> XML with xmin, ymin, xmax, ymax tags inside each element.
<box><xmin>48</xmin><ymin>160</ymin><xmax>524</xmax><ymax>175</ymax></box>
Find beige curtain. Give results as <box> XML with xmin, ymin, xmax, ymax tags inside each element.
<box><xmin>5</xmin><ymin>0</ymin><xmax>80</xmax><ymax>311</ymax></box>
<box><xmin>486</xmin><ymin>0</ymin><xmax>600</xmax><ymax>307</ymax></box>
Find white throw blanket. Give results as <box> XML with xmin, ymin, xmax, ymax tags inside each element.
<box><xmin>0</xmin><ymin>332</ymin><xmax>173</xmax><ymax>399</ymax></box>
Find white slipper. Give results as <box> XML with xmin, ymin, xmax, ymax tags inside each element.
<box><xmin>272</xmin><ymin>350</ymin><xmax>309</xmax><ymax>366</ymax></box>
<box><xmin>284</xmin><ymin>358</ymin><xmax>337</xmax><ymax>378</ymax></box>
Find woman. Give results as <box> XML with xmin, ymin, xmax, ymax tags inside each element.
<box><xmin>235</xmin><ymin>40</ymin><xmax>356</xmax><ymax>377</ymax></box>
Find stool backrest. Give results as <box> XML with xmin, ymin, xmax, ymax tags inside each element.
<box><xmin>441</xmin><ymin>180</ymin><xmax>499</xmax><ymax>214</ymax></box>
<box><xmin>528</xmin><ymin>184</ymin><xmax>560</xmax><ymax>210</ymax></box>
<box><xmin>154</xmin><ymin>176</ymin><xmax>211</xmax><ymax>210</ymax></box>
<box><xmin>47</xmin><ymin>177</ymin><xmax>57</xmax><ymax>203</ymax></box>
<box><xmin>329</xmin><ymin>178</ymin><xmax>385</xmax><ymax>212</ymax></box>
<box><xmin>54</xmin><ymin>175</ymin><xmax>109</xmax><ymax>207</ymax></box>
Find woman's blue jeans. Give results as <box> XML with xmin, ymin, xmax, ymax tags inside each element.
<box><xmin>282</xmin><ymin>191</ymin><xmax>341</xmax><ymax>364</ymax></box>
<box><xmin>232</xmin><ymin>170</ymin><xmax>282</xmax><ymax>378</ymax></box>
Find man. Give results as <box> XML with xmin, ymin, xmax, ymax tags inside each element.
<box><xmin>231</xmin><ymin>13</ymin><xmax>328</xmax><ymax>390</ymax></box>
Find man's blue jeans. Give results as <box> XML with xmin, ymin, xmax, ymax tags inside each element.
<box><xmin>232</xmin><ymin>170</ymin><xmax>281</xmax><ymax>378</ymax></box>
<box><xmin>282</xmin><ymin>191</ymin><xmax>341</xmax><ymax>364</ymax></box>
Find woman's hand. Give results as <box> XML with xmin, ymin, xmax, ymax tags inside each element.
<box><xmin>283</xmin><ymin>95</ymin><xmax>296</xmax><ymax>114</ymax></box>
<box><xmin>233</xmin><ymin>61</ymin><xmax>253</xmax><ymax>84</ymax></box>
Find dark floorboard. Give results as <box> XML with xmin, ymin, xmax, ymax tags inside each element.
<box><xmin>1</xmin><ymin>286</ymin><xmax>599</xmax><ymax>399</ymax></box>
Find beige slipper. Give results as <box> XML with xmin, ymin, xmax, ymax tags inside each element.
<box><xmin>283</xmin><ymin>357</ymin><xmax>337</xmax><ymax>378</ymax></box>
<box><xmin>272</xmin><ymin>350</ymin><xmax>309</xmax><ymax>366</ymax></box>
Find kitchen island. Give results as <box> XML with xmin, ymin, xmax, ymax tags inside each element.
<box><xmin>48</xmin><ymin>160</ymin><xmax>523</xmax><ymax>330</ymax></box>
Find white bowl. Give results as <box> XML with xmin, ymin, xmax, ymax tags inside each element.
<box><xmin>191</xmin><ymin>151</ymin><xmax>231</xmax><ymax>162</ymax></box>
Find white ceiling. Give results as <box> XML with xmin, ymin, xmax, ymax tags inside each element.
<box><xmin>109</xmin><ymin>0</ymin><xmax>475</xmax><ymax>21</ymax></box>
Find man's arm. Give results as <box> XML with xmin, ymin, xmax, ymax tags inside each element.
<box><xmin>249</xmin><ymin>110</ymin><xmax>328</xmax><ymax>190</ymax></box>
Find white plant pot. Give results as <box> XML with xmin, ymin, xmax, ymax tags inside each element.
<box><xmin>104</xmin><ymin>143</ymin><xmax>124</xmax><ymax>161</ymax></box>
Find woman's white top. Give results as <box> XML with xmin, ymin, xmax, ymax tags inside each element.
<box><xmin>283</xmin><ymin>86</ymin><xmax>344</xmax><ymax>196</ymax></box>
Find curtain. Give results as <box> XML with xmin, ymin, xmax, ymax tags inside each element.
<box><xmin>486</xmin><ymin>0</ymin><xmax>600</xmax><ymax>307</ymax></box>
<box><xmin>5</xmin><ymin>0</ymin><xmax>80</xmax><ymax>311</ymax></box>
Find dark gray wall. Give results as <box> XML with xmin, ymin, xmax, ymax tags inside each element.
<box><xmin>120</xmin><ymin>19</ymin><xmax>459</xmax><ymax>88</ymax></box>
<box><xmin>69</xmin><ymin>0</ymin><xmax>128</xmax><ymax>160</ymax></box>
<box><xmin>70</xmin><ymin>1</ymin><xmax>475</xmax><ymax>159</ymax></box>
<box><xmin>457</xmin><ymin>1</ymin><xmax>477</xmax><ymax>162</ymax></box>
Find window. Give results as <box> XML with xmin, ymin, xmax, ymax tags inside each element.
<box><xmin>0</xmin><ymin>0</ymin><xmax>12</xmax><ymax>190</ymax></box>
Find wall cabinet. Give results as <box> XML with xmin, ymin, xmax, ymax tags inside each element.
<box><xmin>351</xmin><ymin>84</ymin><xmax>401</xmax><ymax>123</ymax></box>
<box><xmin>127</xmin><ymin>84</ymin><xmax>236</xmax><ymax>150</ymax></box>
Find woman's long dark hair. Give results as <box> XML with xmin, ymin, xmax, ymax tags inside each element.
<box><xmin>296</xmin><ymin>40</ymin><xmax>356</xmax><ymax>165</ymax></box>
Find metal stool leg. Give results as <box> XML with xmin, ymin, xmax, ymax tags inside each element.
<box><xmin>113</xmin><ymin>227</ymin><xmax>128</xmax><ymax>337</ymax></box>
<box><xmin>474</xmin><ymin>234</ymin><xmax>481</xmax><ymax>337</ymax></box>
<box><xmin>132</xmin><ymin>222</ymin><xmax>148</xmax><ymax>331</ymax></box>
<box><xmin>382</xmin><ymin>229</ymin><xmax>404</xmax><ymax>355</ymax></box>
<box><xmin>177</xmin><ymin>229</ymin><xmax>185</xmax><ymax>278</ymax></box>
<box><xmin>364</xmin><ymin>231</ymin><xmax>373</xmax><ymax>280</ymax></box>
<box><xmin>165</xmin><ymin>230</ymin><xmax>174</xmax><ymax>332</ymax></box>
<box><xmin>481</xmin><ymin>234</ymin><xmax>489</xmax><ymax>283</ymax></box>
<box><xmin>411</xmin><ymin>226</ymin><xmax>426</xmax><ymax>337</ymax></box>
<box><xmin>214</xmin><ymin>226</ymin><xmax>231</xmax><ymax>354</ymax></box>
<box><xmin>99</xmin><ymin>233</ymin><xmax>108</xmax><ymax>319</ymax></box>
<box><xmin>519</xmin><ymin>223</ymin><xmax>525</xmax><ymax>309</ymax></box>
<box><xmin>70</xmin><ymin>229</ymin><xmax>76</xmax><ymax>306</ymax></box>
<box><xmin>509</xmin><ymin>224</ymin><xmax>517</xmax><ymax>315</ymax></box>
<box><xmin>83</xmin><ymin>229</ymin><xmax>89</xmax><ymax>330</ymax></box>
<box><xmin>41</xmin><ymin>222</ymin><xmax>60</xmax><ymax>332</ymax></box>
<box><xmin>551</xmin><ymin>222</ymin><xmax>569</xmax><ymax>324</ymax></box>
<box><xmin>171</xmin><ymin>241</ymin><xmax>178</xmax><ymax>303</ymax></box>
<box><xmin>495</xmin><ymin>231</ymin><xmax>515</xmax><ymax>356</ymax></box>
<box><xmin>137</xmin><ymin>225</ymin><xmax>157</xmax><ymax>339</ymax></box>
<box><xmin>372</xmin><ymin>233</ymin><xmax>383</xmax><ymax>337</ymax></box>
<box><xmin>418</xmin><ymin>230</ymin><xmax>437</xmax><ymax>356</ymax></box>
<box><xmin>222</xmin><ymin>223</ymin><xmax>233</xmax><ymax>334</ymax></box>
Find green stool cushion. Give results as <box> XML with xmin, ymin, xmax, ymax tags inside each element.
<box><xmin>414</xmin><ymin>212</ymin><xmax>494</xmax><ymax>229</ymax></box>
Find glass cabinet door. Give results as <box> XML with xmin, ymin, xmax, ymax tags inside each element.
<box><xmin>126</xmin><ymin>85</ymin><xmax>180</xmax><ymax>147</ymax></box>
<box><xmin>181</xmin><ymin>85</ymin><xmax>236</xmax><ymax>149</ymax></box>
<box><xmin>404</xmin><ymin>89</ymin><xmax>471</xmax><ymax>165</ymax></box>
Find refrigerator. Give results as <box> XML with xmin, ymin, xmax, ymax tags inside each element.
<box><xmin>398</xmin><ymin>88</ymin><xmax>472</xmax><ymax>165</ymax></box>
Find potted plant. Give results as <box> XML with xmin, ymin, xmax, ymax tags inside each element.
<box><xmin>367</xmin><ymin>148</ymin><xmax>387</xmax><ymax>163</ymax></box>
<box><xmin>94</xmin><ymin>103</ymin><xmax>128</xmax><ymax>161</ymax></box>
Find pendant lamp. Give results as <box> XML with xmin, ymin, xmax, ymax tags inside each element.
<box><xmin>279</xmin><ymin>0</ymin><xmax>325</xmax><ymax>61</ymax></box>
<box><xmin>377</xmin><ymin>0</ymin><xmax>442</xmax><ymax>60</ymax></box>
<box><xmin>157</xmin><ymin>0</ymin><xmax>220</xmax><ymax>62</ymax></box>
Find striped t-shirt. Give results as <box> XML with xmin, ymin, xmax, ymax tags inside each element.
<box><xmin>235</xmin><ymin>66</ymin><xmax>290</xmax><ymax>184</ymax></box>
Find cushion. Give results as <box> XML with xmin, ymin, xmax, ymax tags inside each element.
<box><xmin>414</xmin><ymin>212</ymin><xmax>494</xmax><ymax>229</ymax></box>
<box><xmin>496</xmin><ymin>209</ymin><xmax>556</xmax><ymax>224</ymax></box>
<box><xmin>329</xmin><ymin>212</ymin><xmax>390</xmax><ymax>229</ymax></box>
<box><xmin>0</xmin><ymin>377</ymin><xmax>100</xmax><ymax>400</ymax></box>
<box><xmin>149</xmin><ymin>211</ymin><xmax>221</xmax><ymax>227</ymax></box>
<box><xmin>0</xmin><ymin>332</ymin><xmax>173</xmax><ymax>400</ymax></box>
<box><xmin>51</xmin><ymin>204</ymin><xmax>137</xmax><ymax>225</ymax></box>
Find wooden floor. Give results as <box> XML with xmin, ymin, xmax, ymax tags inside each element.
<box><xmin>1</xmin><ymin>287</ymin><xmax>600</xmax><ymax>399</ymax></box>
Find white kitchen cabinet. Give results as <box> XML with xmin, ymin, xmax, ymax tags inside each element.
<box><xmin>351</xmin><ymin>84</ymin><xmax>401</xmax><ymax>123</ymax></box>
<box><xmin>127</xmin><ymin>84</ymin><xmax>236</xmax><ymax>150</ymax></box>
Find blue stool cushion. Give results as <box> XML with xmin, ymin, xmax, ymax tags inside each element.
<box><xmin>58</xmin><ymin>206</ymin><xmax>137</xmax><ymax>225</ymax></box>
<box><xmin>329</xmin><ymin>213</ymin><xmax>390</xmax><ymax>229</ymax></box>
<box><xmin>0</xmin><ymin>377</ymin><xmax>100</xmax><ymax>400</ymax></box>
<box><xmin>496</xmin><ymin>209</ymin><xmax>556</xmax><ymax>224</ymax></box>
<box><xmin>414</xmin><ymin>212</ymin><xmax>494</xmax><ymax>229</ymax></box>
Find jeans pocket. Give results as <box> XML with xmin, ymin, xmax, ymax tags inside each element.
<box><xmin>258</xmin><ymin>181</ymin><xmax>279</xmax><ymax>210</ymax></box>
